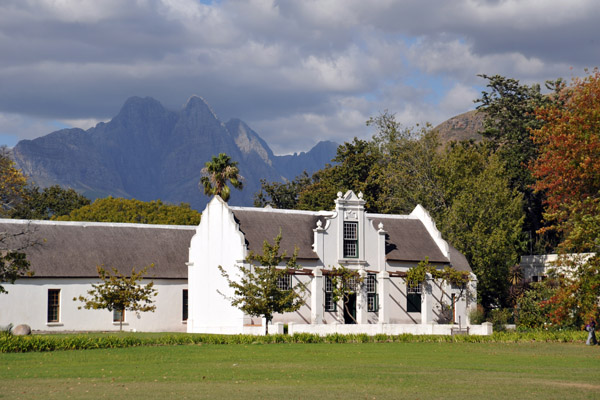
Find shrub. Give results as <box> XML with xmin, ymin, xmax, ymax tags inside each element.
<box><xmin>468</xmin><ymin>305</ymin><xmax>485</xmax><ymax>325</ymax></box>
<box><xmin>489</xmin><ymin>308</ymin><xmax>513</xmax><ymax>332</ymax></box>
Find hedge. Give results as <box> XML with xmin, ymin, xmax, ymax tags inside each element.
<box><xmin>0</xmin><ymin>330</ymin><xmax>588</xmax><ymax>353</ymax></box>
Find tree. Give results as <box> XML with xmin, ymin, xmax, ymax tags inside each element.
<box><xmin>200</xmin><ymin>153</ymin><xmax>243</xmax><ymax>202</ymax></box>
<box><xmin>0</xmin><ymin>229</ymin><xmax>33</xmax><ymax>294</ymax></box>
<box><xmin>438</xmin><ymin>144</ymin><xmax>525</xmax><ymax>309</ymax></box>
<box><xmin>327</xmin><ymin>265</ymin><xmax>364</xmax><ymax>324</ymax></box>
<box><xmin>0</xmin><ymin>147</ymin><xmax>28</xmax><ymax>217</ymax></box>
<box><xmin>74</xmin><ymin>264</ymin><xmax>158</xmax><ymax>331</ymax></box>
<box><xmin>54</xmin><ymin>197</ymin><xmax>200</xmax><ymax>225</ymax></box>
<box><xmin>475</xmin><ymin>74</ymin><xmax>563</xmax><ymax>254</ymax></box>
<box><xmin>218</xmin><ymin>234</ymin><xmax>305</xmax><ymax>334</ymax></box>
<box><xmin>254</xmin><ymin>172</ymin><xmax>313</xmax><ymax>209</ymax></box>
<box><xmin>9</xmin><ymin>185</ymin><xmax>90</xmax><ymax>220</ymax></box>
<box><xmin>298</xmin><ymin>138</ymin><xmax>382</xmax><ymax>211</ymax></box>
<box><xmin>0</xmin><ymin>147</ymin><xmax>33</xmax><ymax>292</ymax></box>
<box><xmin>530</xmin><ymin>69</ymin><xmax>600</xmax><ymax>326</ymax></box>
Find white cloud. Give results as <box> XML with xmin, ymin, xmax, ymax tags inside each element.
<box><xmin>0</xmin><ymin>0</ymin><xmax>595</xmax><ymax>151</ymax></box>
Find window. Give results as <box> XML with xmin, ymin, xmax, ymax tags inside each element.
<box><xmin>343</xmin><ymin>221</ymin><xmax>358</xmax><ymax>258</ymax></box>
<box><xmin>182</xmin><ymin>289</ymin><xmax>188</xmax><ymax>321</ymax></box>
<box><xmin>113</xmin><ymin>308</ymin><xmax>124</xmax><ymax>323</ymax></box>
<box><xmin>324</xmin><ymin>276</ymin><xmax>336</xmax><ymax>312</ymax></box>
<box><xmin>407</xmin><ymin>284</ymin><xmax>421</xmax><ymax>313</ymax></box>
<box><xmin>367</xmin><ymin>274</ymin><xmax>378</xmax><ymax>312</ymax></box>
<box><xmin>47</xmin><ymin>289</ymin><xmax>60</xmax><ymax>323</ymax></box>
<box><xmin>276</xmin><ymin>273</ymin><xmax>292</xmax><ymax>291</ymax></box>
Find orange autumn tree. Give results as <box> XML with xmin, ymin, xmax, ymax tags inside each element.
<box><xmin>530</xmin><ymin>69</ymin><xmax>600</xmax><ymax>326</ymax></box>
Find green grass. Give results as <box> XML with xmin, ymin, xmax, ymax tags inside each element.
<box><xmin>1</xmin><ymin>342</ymin><xmax>599</xmax><ymax>399</ymax></box>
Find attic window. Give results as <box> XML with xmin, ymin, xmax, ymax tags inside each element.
<box><xmin>343</xmin><ymin>221</ymin><xmax>358</xmax><ymax>258</ymax></box>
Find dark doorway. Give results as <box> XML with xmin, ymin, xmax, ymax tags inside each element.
<box><xmin>344</xmin><ymin>293</ymin><xmax>357</xmax><ymax>324</ymax></box>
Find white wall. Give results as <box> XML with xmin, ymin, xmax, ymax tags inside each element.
<box><xmin>0</xmin><ymin>278</ymin><xmax>187</xmax><ymax>332</ymax></box>
<box><xmin>187</xmin><ymin>196</ymin><xmax>247</xmax><ymax>334</ymax></box>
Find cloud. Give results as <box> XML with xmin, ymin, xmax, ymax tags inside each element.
<box><xmin>0</xmin><ymin>0</ymin><xmax>595</xmax><ymax>153</ymax></box>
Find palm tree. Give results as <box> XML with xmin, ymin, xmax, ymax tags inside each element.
<box><xmin>200</xmin><ymin>153</ymin><xmax>243</xmax><ymax>202</ymax></box>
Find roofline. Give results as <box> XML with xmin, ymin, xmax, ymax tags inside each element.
<box><xmin>229</xmin><ymin>206</ymin><xmax>334</xmax><ymax>217</ymax></box>
<box><xmin>0</xmin><ymin>218</ymin><xmax>197</xmax><ymax>231</ymax></box>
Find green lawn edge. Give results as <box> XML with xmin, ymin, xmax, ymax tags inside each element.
<box><xmin>0</xmin><ymin>330</ymin><xmax>588</xmax><ymax>353</ymax></box>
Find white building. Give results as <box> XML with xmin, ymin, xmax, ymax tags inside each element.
<box><xmin>1</xmin><ymin>191</ymin><xmax>481</xmax><ymax>335</ymax></box>
<box><xmin>188</xmin><ymin>191</ymin><xmax>478</xmax><ymax>335</ymax></box>
<box><xmin>0</xmin><ymin>220</ymin><xmax>194</xmax><ymax>332</ymax></box>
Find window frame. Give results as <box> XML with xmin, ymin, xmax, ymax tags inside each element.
<box><xmin>276</xmin><ymin>273</ymin><xmax>292</xmax><ymax>291</ymax></box>
<box><xmin>324</xmin><ymin>276</ymin><xmax>336</xmax><ymax>312</ymax></box>
<box><xmin>366</xmin><ymin>274</ymin><xmax>378</xmax><ymax>312</ymax></box>
<box><xmin>182</xmin><ymin>289</ymin><xmax>189</xmax><ymax>322</ymax></box>
<box><xmin>343</xmin><ymin>221</ymin><xmax>358</xmax><ymax>258</ymax></box>
<box><xmin>113</xmin><ymin>308</ymin><xmax>125</xmax><ymax>323</ymax></box>
<box><xmin>47</xmin><ymin>289</ymin><xmax>60</xmax><ymax>323</ymax></box>
<box><xmin>406</xmin><ymin>283</ymin><xmax>422</xmax><ymax>313</ymax></box>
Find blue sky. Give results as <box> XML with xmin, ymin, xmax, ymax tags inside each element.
<box><xmin>0</xmin><ymin>0</ymin><xmax>596</xmax><ymax>154</ymax></box>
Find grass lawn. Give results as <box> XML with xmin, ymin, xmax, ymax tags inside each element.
<box><xmin>1</xmin><ymin>342</ymin><xmax>599</xmax><ymax>399</ymax></box>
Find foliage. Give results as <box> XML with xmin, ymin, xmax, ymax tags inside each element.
<box><xmin>74</xmin><ymin>265</ymin><xmax>158</xmax><ymax>331</ymax></box>
<box><xmin>0</xmin><ymin>330</ymin><xmax>591</xmax><ymax>353</ymax></box>
<box><xmin>327</xmin><ymin>265</ymin><xmax>365</xmax><ymax>324</ymax></box>
<box><xmin>254</xmin><ymin>171</ymin><xmax>313</xmax><ymax>209</ymax></box>
<box><xmin>218</xmin><ymin>234</ymin><xmax>305</xmax><ymax>334</ymax></box>
<box><xmin>200</xmin><ymin>153</ymin><xmax>243</xmax><ymax>202</ymax></box>
<box><xmin>530</xmin><ymin>70</ymin><xmax>600</xmax><ymax>327</ymax></box>
<box><xmin>531</xmin><ymin>69</ymin><xmax>600</xmax><ymax>251</ymax></box>
<box><xmin>297</xmin><ymin>138</ymin><xmax>382</xmax><ymax>211</ymax></box>
<box><xmin>476</xmin><ymin>75</ymin><xmax>563</xmax><ymax>254</ymax></box>
<box><xmin>488</xmin><ymin>308</ymin><xmax>513</xmax><ymax>332</ymax></box>
<box><xmin>0</xmin><ymin>147</ymin><xmax>28</xmax><ymax>217</ymax></box>
<box><xmin>469</xmin><ymin>305</ymin><xmax>486</xmax><ymax>325</ymax></box>
<box><xmin>9</xmin><ymin>185</ymin><xmax>90</xmax><ymax>220</ymax></box>
<box><xmin>54</xmin><ymin>197</ymin><xmax>200</xmax><ymax>225</ymax></box>
<box><xmin>515</xmin><ymin>281</ymin><xmax>556</xmax><ymax>329</ymax></box>
<box><xmin>438</xmin><ymin>143</ymin><xmax>525</xmax><ymax>309</ymax></box>
<box><xmin>0</xmin><ymin>224</ymin><xmax>36</xmax><ymax>294</ymax></box>
<box><xmin>369</xmin><ymin>113</ymin><xmax>443</xmax><ymax>215</ymax></box>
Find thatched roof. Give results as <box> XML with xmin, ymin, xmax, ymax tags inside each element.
<box><xmin>231</xmin><ymin>208</ymin><xmax>323</xmax><ymax>260</ymax></box>
<box><xmin>370</xmin><ymin>217</ymin><xmax>449</xmax><ymax>263</ymax></box>
<box><xmin>0</xmin><ymin>219</ymin><xmax>195</xmax><ymax>279</ymax></box>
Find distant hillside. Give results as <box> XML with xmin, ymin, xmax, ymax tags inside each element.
<box><xmin>434</xmin><ymin>110</ymin><xmax>485</xmax><ymax>144</ymax></box>
<box><xmin>12</xmin><ymin>96</ymin><xmax>338</xmax><ymax>210</ymax></box>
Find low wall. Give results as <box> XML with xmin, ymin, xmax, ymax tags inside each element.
<box><xmin>287</xmin><ymin>322</ymin><xmax>493</xmax><ymax>336</ymax></box>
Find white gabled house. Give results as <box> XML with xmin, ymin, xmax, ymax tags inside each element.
<box><xmin>188</xmin><ymin>191</ymin><xmax>480</xmax><ymax>335</ymax></box>
<box><xmin>0</xmin><ymin>220</ymin><xmax>194</xmax><ymax>332</ymax></box>
<box><xmin>0</xmin><ymin>190</ymin><xmax>484</xmax><ymax>335</ymax></box>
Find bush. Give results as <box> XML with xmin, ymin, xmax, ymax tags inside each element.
<box><xmin>489</xmin><ymin>308</ymin><xmax>513</xmax><ymax>332</ymax></box>
<box><xmin>469</xmin><ymin>305</ymin><xmax>485</xmax><ymax>325</ymax></box>
<box><xmin>0</xmin><ymin>330</ymin><xmax>589</xmax><ymax>353</ymax></box>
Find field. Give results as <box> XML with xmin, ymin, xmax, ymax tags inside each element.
<box><xmin>1</xmin><ymin>341</ymin><xmax>599</xmax><ymax>400</ymax></box>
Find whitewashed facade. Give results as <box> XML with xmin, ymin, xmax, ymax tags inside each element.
<box><xmin>0</xmin><ymin>220</ymin><xmax>194</xmax><ymax>332</ymax></box>
<box><xmin>187</xmin><ymin>191</ymin><xmax>478</xmax><ymax>335</ymax></box>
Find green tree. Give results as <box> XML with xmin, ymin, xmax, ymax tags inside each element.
<box><xmin>74</xmin><ymin>264</ymin><xmax>158</xmax><ymax>331</ymax></box>
<box><xmin>9</xmin><ymin>185</ymin><xmax>90</xmax><ymax>220</ymax></box>
<box><xmin>438</xmin><ymin>143</ymin><xmax>525</xmax><ymax>309</ymax></box>
<box><xmin>0</xmin><ymin>236</ymin><xmax>31</xmax><ymax>294</ymax></box>
<box><xmin>298</xmin><ymin>138</ymin><xmax>382</xmax><ymax>211</ymax></box>
<box><xmin>0</xmin><ymin>147</ymin><xmax>32</xmax><ymax>292</ymax></box>
<box><xmin>200</xmin><ymin>153</ymin><xmax>243</xmax><ymax>202</ymax></box>
<box><xmin>475</xmin><ymin>74</ymin><xmax>563</xmax><ymax>254</ymax></box>
<box><xmin>254</xmin><ymin>172</ymin><xmax>313</xmax><ymax>209</ymax></box>
<box><xmin>54</xmin><ymin>197</ymin><xmax>200</xmax><ymax>225</ymax></box>
<box><xmin>0</xmin><ymin>147</ymin><xmax>28</xmax><ymax>217</ymax></box>
<box><xmin>218</xmin><ymin>234</ymin><xmax>305</xmax><ymax>334</ymax></box>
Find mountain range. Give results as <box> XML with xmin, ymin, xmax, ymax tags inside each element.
<box><xmin>11</xmin><ymin>96</ymin><xmax>338</xmax><ymax>211</ymax></box>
